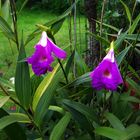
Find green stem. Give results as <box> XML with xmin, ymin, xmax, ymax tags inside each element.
<box><xmin>10</xmin><ymin>0</ymin><xmax>19</xmax><ymax>51</ymax></box>
<box><xmin>99</xmin><ymin>0</ymin><xmax>107</xmax><ymax>61</ymax></box>
<box><xmin>50</xmin><ymin>34</ymin><xmax>69</xmax><ymax>84</ymax></box>
<box><xmin>57</xmin><ymin>59</ymin><xmax>68</xmax><ymax>84</ymax></box>
<box><xmin>0</xmin><ymin>83</ymin><xmax>44</xmax><ymax>139</ymax></box>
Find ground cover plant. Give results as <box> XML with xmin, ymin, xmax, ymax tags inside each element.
<box><xmin>0</xmin><ymin>0</ymin><xmax>140</xmax><ymax>140</ymax></box>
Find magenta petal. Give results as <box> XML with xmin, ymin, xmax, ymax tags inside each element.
<box><xmin>31</xmin><ymin>62</ymin><xmax>53</xmax><ymax>76</ymax></box>
<box><xmin>90</xmin><ymin>48</ymin><xmax>123</xmax><ymax>91</ymax></box>
<box><xmin>27</xmin><ymin>45</ymin><xmax>54</xmax><ymax>76</ymax></box>
<box><xmin>47</xmin><ymin>38</ymin><xmax>67</xmax><ymax>59</ymax></box>
<box><xmin>27</xmin><ymin>45</ymin><xmax>53</xmax><ymax>64</ymax></box>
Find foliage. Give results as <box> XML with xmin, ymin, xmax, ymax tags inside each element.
<box><xmin>0</xmin><ymin>0</ymin><xmax>140</xmax><ymax>140</ymax></box>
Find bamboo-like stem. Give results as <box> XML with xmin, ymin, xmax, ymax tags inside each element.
<box><xmin>132</xmin><ymin>0</ymin><xmax>137</xmax><ymax>19</ymax></box>
<box><xmin>8</xmin><ymin>39</ymin><xmax>14</xmax><ymax>56</ymax></box>
<box><xmin>68</xmin><ymin>0</ymin><xmax>73</xmax><ymax>53</ymax></box>
<box><xmin>99</xmin><ymin>0</ymin><xmax>107</xmax><ymax>60</ymax></box>
<box><xmin>78</xmin><ymin>1</ymin><xmax>82</xmax><ymax>53</ymax></box>
<box><xmin>10</xmin><ymin>0</ymin><xmax>19</xmax><ymax>51</ymax></box>
<box><xmin>73</xmin><ymin>0</ymin><xmax>77</xmax><ymax>78</ymax></box>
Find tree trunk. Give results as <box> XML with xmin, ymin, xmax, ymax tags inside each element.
<box><xmin>85</xmin><ymin>0</ymin><xmax>99</xmax><ymax>67</ymax></box>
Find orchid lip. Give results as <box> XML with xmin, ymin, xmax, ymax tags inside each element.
<box><xmin>103</xmin><ymin>69</ymin><xmax>112</xmax><ymax>79</ymax></box>
<box><xmin>39</xmin><ymin>56</ymin><xmax>48</xmax><ymax>63</ymax></box>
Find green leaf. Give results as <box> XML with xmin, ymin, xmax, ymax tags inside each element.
<box><xmin>129</xmin><ymin>13</ymin><xmax>140</xmax><ymax>34</ymax></box>
<box><xmin>63</xmin><ymin>99</ymin><xmax>98</xmax><ymax>125</ymax></box>
<box><xmin>120</xmin><ymin>94</ymin><xmax>140</xmax><ymax>103</ymax></box>
<box><xmin>126</xmin><ymin>34</ymin><xmax>140</xmax><ymax>41</ymax></box>
<box><xmin>95</xmin><ymin>20</ymin><xmax>119</xmax><ymax>32</ymax></box>
<box><xmin>128</xmin><ymin>65</ymin><xmax>140</xmax><ymax>80</ymax></box>
<box><xmin>18</xmin><ymin>0</ymin><xmax>29</xmax><ymax>13</ymax></box>
<box><xmin>65</xmin><ymin>51</ymin><xmax>75</xmax><ymax>77</ymax></box>
<box><xmin>126</xmin><ymin>78</ymin><xmax>140</xmax><ymax>95</ymax></box>
<box><xmin>0</xmin><ymin>113</ymin><xmax>30</xmax><ymax>130</ymax></box>
<box><xmin>104</xmin><ymin>112</ymin><xmax>125</xmax><ymax>131</ymax></box>
<box><xmin>0</xmin><ymin>16</ymin><xmax>15</xmax><ymax>41</ymax></box>
<box><xmin>0</xmin><ymin>108</ymin><xmax>27</xmax><ymax>140</ymax></box>
<box><xmin>0</xmin><ymin>77</ymin><xmax>14</xmax><ymax>91</ymax></box>
<box><xmin>51</xmin><ymin>18</ymin><xmax>65</xmax><ymax>35</ymax></box>
<box><xmin>120</xmin><ymin>0</ymin><xmax>131</xmax><ymax>24</ymax></box>
<box><xmin>0</xmin><ymin>96</ymin><xmax>9</xmax><ymax>108</ymax></box>
<box><xmin>32</xmin><ymin>64</ymin><xmax>60</xmax><ymax>111</ymax></box>
<box><xmin>123</xmin><ymin>124</ymin><xmax>140</xmax><ymax>139</ymax></box>
<box><xmin>50</xmin><ymin>112</ymin><xmax>71</xmax><ymax>140</ymax></box>
<box><xmin>102</xmin><ymin>33</ymin><xmax>140</xmax><ymax>42</ymax></box>
<box><xmin>0</xmin><ymin>0</ymin><xmax>1</xmax><ymax>10</ymax></box>
<box><xmin>30</xmin><ymin>74</ymin><xmax>43</xmax><ymax>96</ymax></box>
<box><xmin>116</xmin><ymin>46</ymin><xmax>131</xmax><ymax>66</ymax></box>
<box><xmin>1</xmin><ymin>0</ymin><xmax>9</xmax><ymax>21</ymax></box>
<box><xmin>35</xmin><ymin>138</ymin><xmax>42</xmax><ymax>140</ymax></box>
<box><xmin>87</xmin><ymin>32</ymin><xmax>110</xmax><ymax>46</ymax></box>
<box><xmin>115</xmin><ymin>32</ymin><xmax>127</xmax><ymax>49</ymax></box>
<box><xmin>33</xmin><ymin>65</ymin><xmax>61</xmax><ymax>125</ymax></box>
<box><xmin>15</xmin><ymin>36</ymin><xmax>31</xmax><ymax>109</ymax></box>
<box><xmin>48</xmin><ymin>105</ymin><xmax>65</xmax><ymax>114</ymax></box>
<box><xmin>95</xmin><ymin>127</ymin><xmax>126</xmax><ymax>140</ymax></box>
<box><xmin>67</xmin><ymin>72</ymin><xmax>91</xmax><ymax>87</ymax></box>
<box><xmin>75</xmin><ymin>51</ymin><xmax>89</xmax><ymax>75</ymax></box>
<box><xmin>64</xmin><ymin>102</ymin><xmax>95</xmax><ymax>138</ymax></box>
<box><xmin>59</xmin><ymin>72</ymin><xmax>91</xmax><ymax>92</ymax></box>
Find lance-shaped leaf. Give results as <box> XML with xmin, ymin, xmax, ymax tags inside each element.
<box><xmin>15</xmin><ymin>37</ymin><xmax>31</xmax><ymax>109</ymax></box>
<box><xmin>114</xmin><ymin>31</ymin><xmax>127</xmax><ymax>49</ymax></box>
<box><xmin>65</xmin><ymin>50</ymin><xmax>75</xmax><ymax>77</ymax></box>
<box><xmin>33</xmin><ymin>64</ymin><xmax>61</xmax><ymax>125</ymax></box>
<box><xmin>63</xmin><ymin>99</ymin><xmax>98</xmax><ymax>124</ymax></box>
<box><xmin>124</xmin><ymin>124</ymin><xmax>140</xmax><ymax>139</ymax></box>
<box><xmin>116</xmin><ymin>46</ymin><xmax>131</xmax><ymax>66</ymax></box>
<box><xmin>0</xmin><ymin>108</ymin><xmax>27</xmax><ymax>140</ymax></box>
<box><xmin>0</xmin><ymin>77</ymin><xmax>14</xmax><ymax>91</ymax></box>
<box><xmin>50</xmin><ymin>112</ymin><xmax>71</xmax><ymax>140</ymax></box>
<box><xmin>0</xmin><ymin>113</ymin><xmax>30</xmax><ymax>130</ymax></box>
<box><xmin>0</xmin><ymin>16</ymin><xmax>15</xmax><ymax>41</ymax></box>
<box><xmin>1</xmin><ymin>0</ymin><xmax>10</xmax><ymax>21</ymax></box>
<box><xmin>32</xmin><ymin>64</ymin><xmax>60</xmax><ymax>111</ymax></box>
<box><xmin>60</xmin><ymin>72</ymin><xmax>91</xmax><ymax>90</ymax></box>
<box><xmin>95</xmin><ymin>127</ymin><xmax>126</xmax><ymax>140</ymax></box>
<box><xmin>104</xmin><ymin>112</ymin><xmax>125</xmax><ymax>131</ymax></box>
<box><xmin>120</xmin><ymin>0</ymin><xmax>131</xmax><ymax>24</ymax></box>
<box><xmin>0</xmin><ymin>96</ymin><xmax>10</xmax><ymax>108</ymax></box>
<box><xmin>63</xmin><ymin>101</ymin><xmax>95</xmax><ymax>138</ymax></box>
<box><xmin>129</xmin><ymin>13</ymin><xmax>140</xmax><ymax>34</ymax></box>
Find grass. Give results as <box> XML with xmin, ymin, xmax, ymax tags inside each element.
<box><xmin>0</xmin><ymin>8</ymin><xmax>86</xmax><ymax>79</ymax></box>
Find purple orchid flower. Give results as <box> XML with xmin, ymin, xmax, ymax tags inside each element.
<box><xmin>27</xmin><ymin>31</ymin><xmax>67</xmax><ymax>76</ymax></box>
<box><xmin>90</xmin><ymin>42</ymin><xmax>123</xmax><ymax>91</ymax></box>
